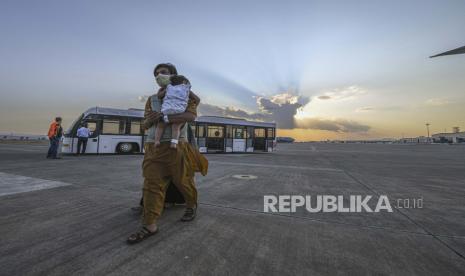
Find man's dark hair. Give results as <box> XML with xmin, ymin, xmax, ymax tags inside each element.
<box><xmin>153</xmin><ymin>63</ymin><xmax>178</xmax><ymax>77</ymax></box>
<box><xmin>170</xmin><ymin>75</ymin><xmax>190</xmax><ymax>85</ymax></box>
<box><xmin>55</xmin><ymin>117</ymin><xmax>62</xmax><ymax>122</ymax></box>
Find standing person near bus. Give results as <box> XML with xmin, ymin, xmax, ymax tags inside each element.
<box><xmin>46</xmin><ymin>117</ymin><xmax>62</xmax><ymax>159</ymax></box>
<box><xmin>76</xmin><ymin>123</ymin><xmax>91</xmax><ymax>155</ymax></box>
<box><xmin>127</xmin><ymin>63</ymin><xmax>207</xmax><ymax>244</ymax></box>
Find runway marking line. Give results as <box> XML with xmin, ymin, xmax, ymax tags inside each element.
<box><xmin>0</xmin><ymin>172</ymin><xmax>71</xmax><ymax>196</ymax></box>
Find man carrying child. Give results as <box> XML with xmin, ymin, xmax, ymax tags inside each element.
<box><xmin>127</xmin><ymin>63</ymin><xmax>207</xmax><ymax>244</ymax></box>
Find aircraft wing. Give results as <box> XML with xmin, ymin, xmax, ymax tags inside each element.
<box><xmin>430</xmin><ymin>45</ymin><xmax>465</xmax><ymax>58</ymax></box>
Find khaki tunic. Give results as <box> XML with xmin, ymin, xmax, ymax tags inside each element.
<box><xmin>141</xmin><ymin>92</ymin><xmax>207</xmax><ymax>225</ymax></box>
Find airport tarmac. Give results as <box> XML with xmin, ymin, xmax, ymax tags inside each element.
<box><xmin>0</xmin><ymin>142</ymin><xmax>464</xmax><ymax>275</ymax></box>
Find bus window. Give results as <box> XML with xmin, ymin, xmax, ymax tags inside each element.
<box><xmin>130</xmin><ymin>120</ymin><xmax>142</xmax><ymax>135</ymax></box>
<box><xmin>86</xmin><ymin>122</ymin><xmax>97</xmax><ymax>132</ymax></box>
<box><xmin>226</xmin><ymin>125</ymin><xmax>233</xmax><ymax>138</ymax></box>
<box><xmin>207</xmin><ymin>126</ymin><xmax>224</xmax><ymax>138</ymax></box>
<box><xmin>197</xmin><ymin>125</ymin><xmax>206</xmax><ymax>138</ymax></box>
<box><xmin>245</xmin><ymin>128</ymin><xmax>251</xmax><ymax>139</ymax></box>
<box><xmin>86</xmin><ymin>122</ymin><xmax>97</xmax><ymax>137</ymax></box>
<box><xmin>247</xmin><ymin>127</ymin><xmax>253</xmax><ymax>139</ymax></box>
<box><xmin>102</xmin><ymin>119</ymin><xmax>125</xmax><ymax>135</ymax></box>
<box><xmin>65</xmin><ymin>113</ymin><xmax>83</xmax><ymax>137</ymax></box>
<box><xmin>254</xmin><ymin>128</ymin><xmax>265</xmax><ymax>138</ymax></box>
<box><xmin>234</xmin><ymin>127</ymin><xmax>244</xmax><ymax>139</ymax></box>
<box><xmin>79</xmin><ymin>121</ymin><xmax>98</xmax><ymax>137</ymax></box>
<box><xmin>267</xmin><ymin>128</ymin><xmax>274</xmax><ymax>139</ymax></box>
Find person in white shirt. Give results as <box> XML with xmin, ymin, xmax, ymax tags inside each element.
<box><xmin>76</xmin><ymin>124</ymin><xmax>91</xmax><ymax>155</ymax></box>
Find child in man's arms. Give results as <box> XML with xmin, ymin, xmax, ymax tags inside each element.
<box><xmin>154</xmin><ymin>75</ymin><xmax>199</xmax><ymax>148</ymax></box>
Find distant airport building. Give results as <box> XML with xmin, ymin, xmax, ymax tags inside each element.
<box><xmin>0</xmin><ymin>133</ymin><xmax>47</xmax><ymax>141</ymax></box>
<box><xmin>432</xmin><ymin>131</ymin><xmax>465</xmax><ymax>144</ymax></box>
<box><xmin>323</xmin><ymin>138</ymin><xmax>395</xmax><ymax>144</ymax></box>
<box><xmin>343</xmin><ymin>139</ymin><xmax>395</xmax><ymax>144</ymax></box>
<box><xmin>398</xmin><ymin>136</ymin><xmax>430</xmax><ymax>144</ymax></box>
<box><xmin>276</xmin><ymin>137</ymin><xmax>295</xmax><ymax>143</ymax></box>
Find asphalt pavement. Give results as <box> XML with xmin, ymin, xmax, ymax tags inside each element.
<box><xmin>0</xmin><ymin>142</ymin><xmax>464</xmax><ymax>275</ymax></box>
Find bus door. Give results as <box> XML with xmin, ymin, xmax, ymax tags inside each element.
<box><xmin>266</xmin><ymin>128</ymin><xmax>275</xmax><ymax>152</ymax></box>
<box><xmin>246</xmin><ymin>126</ymin><xmax>254</xmax><ymax>152</ymax></box>
<box><xmin>206</xmin><ymin>125</ymin><xmax>225</xmax><ymax>152</ymax></box>
<box><xmin>254</xmin><ymin>128</ymin><xmax>266</xmax><ymax>151</ymax></box>
<box><xmin>225</xmin><ymin>125</ymin><xmax>233</xmax><ymax>152</ymax></box>
<box><xmin>196</xmin><ymin>124</ymin><xmax>207</xmax><ymax>153</ymax></box>
<box><xmin>232</xmin><ymin>126</ymin><xmax>246</xmax><ymax>152</ymax></box>
<box><xmin>80</xmin><ymin>120</ymin><xmax>99</xmax><ymax>153</ymax></box>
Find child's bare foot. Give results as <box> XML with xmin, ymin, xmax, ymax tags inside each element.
<box><xmin>154</xmin><ymin>141</ymin><xmax>160</xmax><ymax>147</ymax></box>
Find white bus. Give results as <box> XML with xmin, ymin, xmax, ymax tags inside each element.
<box><xmin>62</xmin><ymin>107</ymin><xmax>145</xmax><ymax>154</ymax></box>
<box><xmin>62</xmin><ymin>107</ymin><xmax>276</xmax><ymax>154</ymax></box>
<box><xmin>194</xmin><ymin>116</ymin><xmax>276</xmax><ymax>153</ymax></box>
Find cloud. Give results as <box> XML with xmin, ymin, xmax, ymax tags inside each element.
<box><xmin>255</xmin><ymin>93</ymin><xmax>310</xmax><ymax>128</ymax></box>
<box><xmin>316</xmin><ymin>86</ymin><xmax>366</xmax><ymax>101</ymax></box>
<box><xmin>140</xmin><ymin>91</ymin><xmax>370</xmax><ymax>133</ymax></box>
<box><xmin>139</xmin><ymin>91</ymin><xmax>306</xmax><ymax>128</ymax></box>
<box><xmin>425</xmin><ymin>98</ymin><xmax>449</xmax><ymax>107</ymax></box>
<box><xmin>199</xmin><ymin>92</ymin><xmax>309</xmax><ymax>129</ymax></box>
<box><xmin>199</xmin><ymin>103</ymin><xmax>267</xmax><ymax>121</ymax></box>
<box><xmin>296</xmin><ymin>118</ymin><xmax>371</xmax><ymax>133</ymax></box>
<box><xmin>355</xmin><ymin>105</ymin><xmax>404</xmax><ymax>113</ymax></box>
<box><xmin>355</xmin><ymin>106</ymin><xmax>374</xmax><ymax>112</ymax></box>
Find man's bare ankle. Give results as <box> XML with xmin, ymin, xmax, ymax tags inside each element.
<box><xmin>145</xmin><ymin>224</ymin><xmax>158</xmax><ymax>232</ymax></box>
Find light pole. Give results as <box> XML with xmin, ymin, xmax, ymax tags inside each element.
<box><xmin>425</xmin><ymin>123</ymin><xmax>430</xmax><ymax>143</ymax></box>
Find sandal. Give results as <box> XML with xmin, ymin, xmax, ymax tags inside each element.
<box><xmin>127</xmin><ymin>227</ymin><xmax>158</xmax><ymax>244</ymax></box>
<box><xmin>180</xmin><ymin>207</ymin><xmax>196</xmax><ymax>222</ymax></box>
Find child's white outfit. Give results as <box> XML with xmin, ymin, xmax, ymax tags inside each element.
<box><xmin>161</xmin><ymin>84</ymin><xmax>190</xmax><ymax>115</ymax></box>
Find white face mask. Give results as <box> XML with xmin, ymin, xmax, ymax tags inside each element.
<box><xmin>155</xmin><ymin>74</ymin><xmax>171</xmax><ymax>87</ymax></box>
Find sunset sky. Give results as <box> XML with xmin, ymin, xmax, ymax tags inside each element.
<box><xmin>1</xmin><ymin>0</ymin><xmax>464</xmax><ymax>141</ymax></box>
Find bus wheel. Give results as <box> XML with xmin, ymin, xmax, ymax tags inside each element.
<box><xmin>117</xmin><ymin>142</ymin><xmax>133</xmax><ymax>154</ymax></box>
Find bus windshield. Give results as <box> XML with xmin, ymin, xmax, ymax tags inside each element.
<box><xmin>64</xmin><ymin>113</ymin><xmax>83</xmax><ymax>136</ymax></box>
